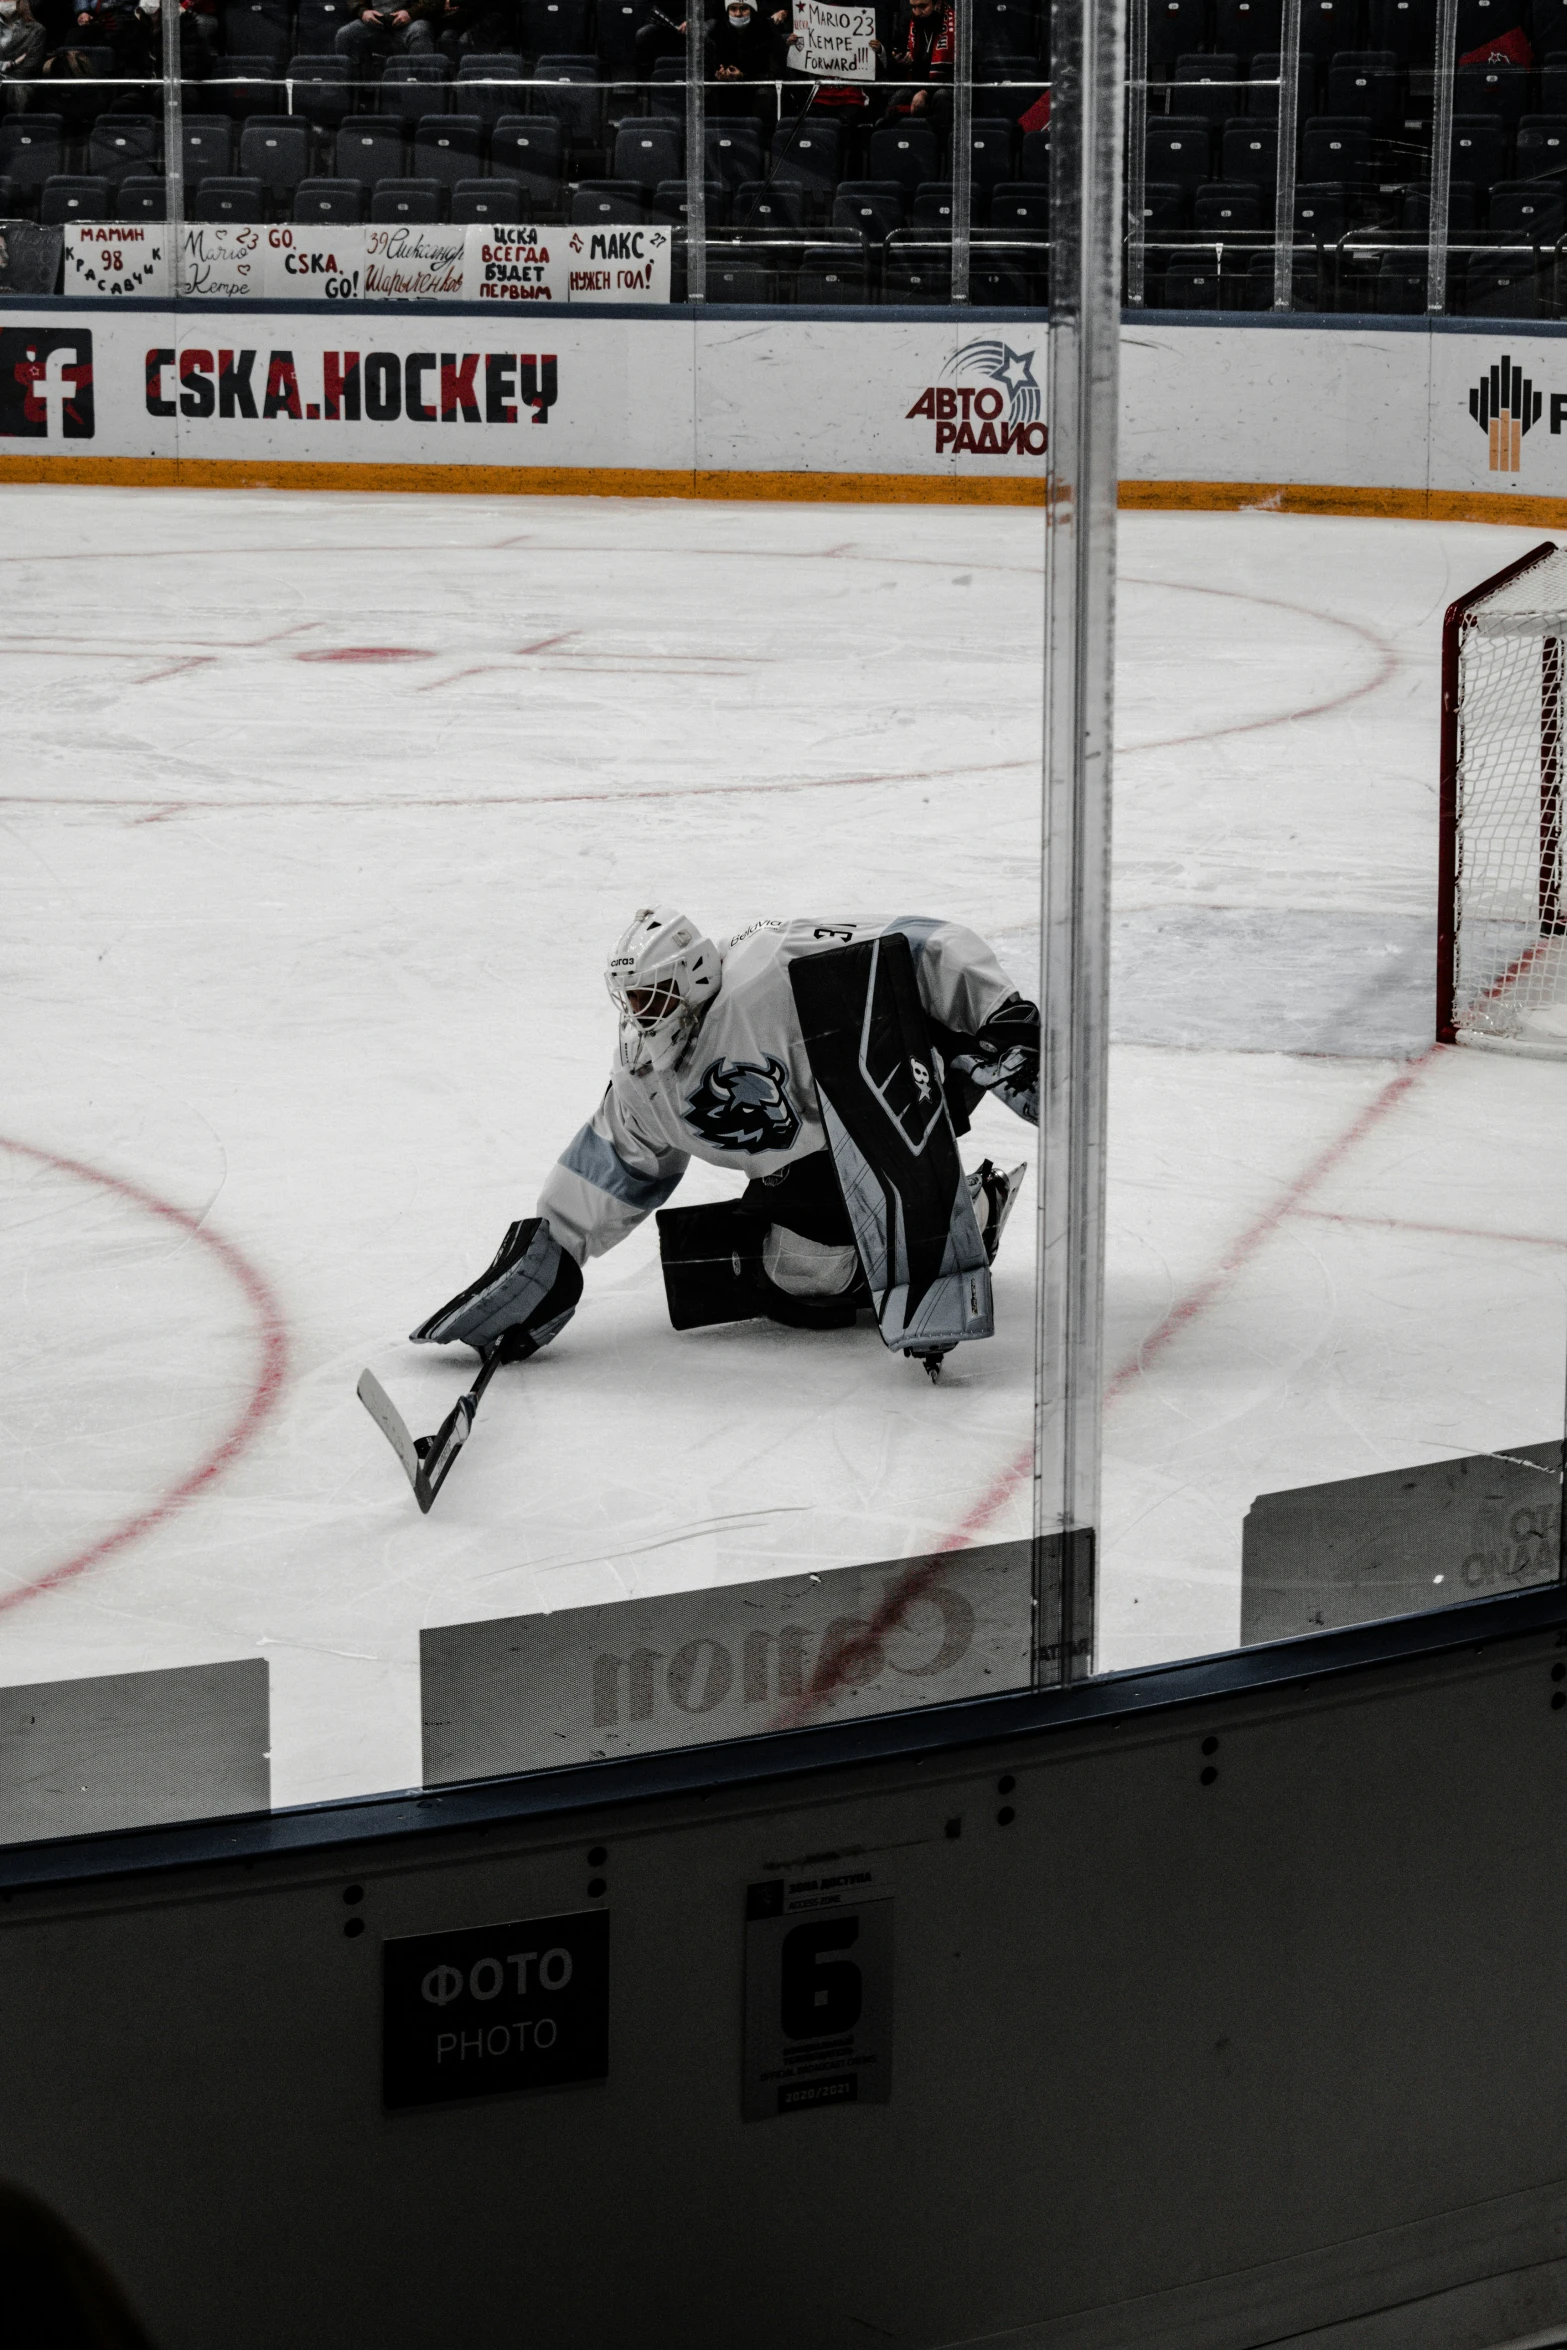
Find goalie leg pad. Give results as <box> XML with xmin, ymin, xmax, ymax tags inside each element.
<box><xmin>657</xmin><ymin>1199</ymin><xmax>769</xmax><ymax>1329</ymax></box>
<box><xmin>411</xmin><ymin>1217</ymin><xmax>583</xmax><ymax>1356</ymax></box>
<box><xmin>657</xmin><ymin>1196</ymin><xmax>864</xmax><ymax>1331</ymax></box>
<box><xmin>790</xmin><ymin>934</ymin><xmax>993</xmax><ymax>1355</ymax></box>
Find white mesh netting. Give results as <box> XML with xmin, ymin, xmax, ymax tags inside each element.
<box><xmin>1453</xmin><ymin>545</ymin><xmax>1567</xmax><ymax>1048</ymax></box>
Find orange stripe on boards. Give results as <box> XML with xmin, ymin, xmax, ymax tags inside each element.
<box><xmin>0</xmin><ymin>452</ymin><xmax>1049</xmax><ymax>505</ymax></box>
<box><xmin>1120</xmin><ymin>480</ymin><xmax>1567</xmax><ymax>527</ymax></box>
<box><xmin>1</xmin><ymin>454</ymin><xmax>1564</xmax><ymax>525</ymax></box>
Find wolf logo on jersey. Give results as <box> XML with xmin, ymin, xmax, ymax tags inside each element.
<box><xmin>683</xmin><ymin>1055</ymin><xmax>801</xmax><ymax>1155</ymax></box>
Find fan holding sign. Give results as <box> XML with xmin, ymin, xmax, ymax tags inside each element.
<box><xmin>788</xmin><ymin>0</ymin><xmax>879</xmax><ymax>80</ymax></box>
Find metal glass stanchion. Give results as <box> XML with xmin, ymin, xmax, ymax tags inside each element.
<box><xmin>1428</xmin><ymin>0</ymin><xmax>1458</xmax><ymax>314</ymax></box>
<box><xmin>1036</xmin><ymin>0</ymin><xmax>1122</xmax><ymax>1684</ymax></box>
<box><xmin>685</xmin><ymin>7</ymin><xmax>707</xmax><ymax>302</ymax></box>
<box><xmin>1272</xmin><ymin>0</ymin><xmax>1301</xmax><ymax>310</ymax></box>
<box><xmin>161</xmin><ymin>0</ymin><xmax>183</xmax><ymax>296</ymax></box>
<box><xmin>951</xmin><ymin>0</ymin><xmax>974</xmax><ymax>304</ymax></box>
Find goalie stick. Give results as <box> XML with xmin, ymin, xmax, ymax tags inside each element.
<box><xmin>356</xmin><ymin>1344</ymin><xmax>510</xmax><ymax>1516</ymax></box>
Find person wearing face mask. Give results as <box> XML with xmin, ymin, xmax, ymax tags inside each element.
<box><xmin>0</xmin><ymin>0</ymin><xmax>45</xmax><ymax>111</ymax></box>
<box><xmin>709</xmin><ymin>0</ymin><xmax>788</xmax><ymax>118</ymax></box>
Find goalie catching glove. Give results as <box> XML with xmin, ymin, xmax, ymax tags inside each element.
<box><xmin>947</xmin><ymin>996</ymin><xmax>1040</xmax><ymax>1126</ymax></box>
<box><xmin>411</xmin><ymin>1217</ymin><xmax>582</xmax><ymax>1360</ymax></box>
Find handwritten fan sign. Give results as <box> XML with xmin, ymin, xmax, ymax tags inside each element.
<box><xmin>791</xmin><ymin>0</ymin><xmax>878</xmax><ymax>81</ymax></box>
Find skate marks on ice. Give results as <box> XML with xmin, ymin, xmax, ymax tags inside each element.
<box><xmin>995</xmin><ymin>911</ymin><xmax>1435</xmax><ymax>1061</ymax></box>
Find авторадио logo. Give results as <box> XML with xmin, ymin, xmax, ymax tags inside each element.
<box><xmin>906</xmin><ymin>338</ymin><xmax>1047</xmax><ymax>456</ymax></box>
<box><xmin>0</xmin><ymin>328</ymin><xmax>94</xmax><ymax>439</ymax></box>
<box><xmin>1470</xmin><ymin>350</ymin><xmax>1541</xmax><ymax>474</ymax></box>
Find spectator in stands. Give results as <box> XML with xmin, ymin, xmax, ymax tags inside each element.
<box><xmin>636</xmin><ymin>0</ymin><xmax>786</xmax><ymax>86</ymax></box>
<box><xmin>881</xmin><ymin>0</ymin><xmax>952</xmax><ymax>121</ymax></box>
<box><xmin>336</xmin><ymin>0</ymin><xmax>438</xmax><ymax>68</ymax></box>
<box><xmin>633</xmin><ymin>0</ymin><xmax>683</xmax><ymax>78</ymax></box>
<box><xmin>708</xmin><ymin>0</ymin><xmax>785</xmax><ymax>116</ymax></box>
<box><xmin>0</xmin><ymin>0</ymin><xmax>46</xmax><ymax>108</ymax></box>
<box><xmin>75</xmin><ymin>0</ymin><xmax>207</xmax><ymax>87</ymax></box>
<box><xmin>435</xmin><ymin>0</ymin><xmax>516</xmax><ymax>64</ymax></box>
<box><xmin>179</xmin><ymin>0</ymin><xmax>221</xmax><ymax>65</ymax></box>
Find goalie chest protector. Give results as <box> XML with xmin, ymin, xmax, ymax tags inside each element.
<box><xmin>789</xmin><ymin>934</ymin><xmax>993</xmax><ymax>1356</ymax></box>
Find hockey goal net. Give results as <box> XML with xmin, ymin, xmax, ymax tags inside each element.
<box><xmin>1439</xmin><ymin>539</ymin><xmax>1567</xmax><ymax>1053</ymax></box>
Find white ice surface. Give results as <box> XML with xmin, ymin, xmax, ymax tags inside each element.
<box><xmin>3</xmin><ymin>488</ymin><xmax>1565</xmax><ymax>1807</ymax></box>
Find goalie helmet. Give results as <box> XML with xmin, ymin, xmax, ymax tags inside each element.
<box><xmin>605</xmin><ymin>906</ymin><xmax>721</xmax><ymax>1073</ymax></box>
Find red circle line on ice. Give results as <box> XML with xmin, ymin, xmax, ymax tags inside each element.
<box><xmin>0</xmin><ymin>1135</ymin><xmax>289</xmax><ymax>1616</ymax></box>
<box><xmin>295</xmin><ymin>647</ymin><xmax>435</xmax><ymax>663</ymax></box>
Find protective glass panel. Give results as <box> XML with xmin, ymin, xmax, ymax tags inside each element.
<box><xmin>2</xmin><ymin>0</ymin><xmax>1062</xmax><ymax>1838</ymax></box>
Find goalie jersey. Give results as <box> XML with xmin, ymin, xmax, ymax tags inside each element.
<box><xmin>538</xmin><ymin>915</ymin><xmax>1027</xmax><ymax>1266</ymax></box>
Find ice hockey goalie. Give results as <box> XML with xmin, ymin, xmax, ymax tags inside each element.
<box><xmin>417</xmin><ymin>907</ymin><xmax>1040</xmax><ymax>1379</ymax></box>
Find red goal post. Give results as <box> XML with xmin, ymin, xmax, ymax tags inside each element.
<box><xmin>1437</xmin><ymin>538</ymin><xmax>1567</xmax><ymax>1054</ymax></box>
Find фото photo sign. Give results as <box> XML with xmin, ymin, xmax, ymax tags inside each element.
<box><xmin>382</xmin><ymin>1907</ymin><xmax>610</xmax><ymax>2109</ymax></box>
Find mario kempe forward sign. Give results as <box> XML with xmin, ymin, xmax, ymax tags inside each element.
<box><xmin>791</xmin><ymin>0</ymin><xmax>878</xmax><ymax>80</ymax></box>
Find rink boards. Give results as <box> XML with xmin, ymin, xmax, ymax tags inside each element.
<box><xmin>7</xmin><ymin>306</ymin><xmax>1567</xmax><ymax>513</ymax></box>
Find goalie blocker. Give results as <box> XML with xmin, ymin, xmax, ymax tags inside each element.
<box><xmin>659</xmin><ymin>934</ymin><xmax>998</xmax><ymax>1369</ymax></box>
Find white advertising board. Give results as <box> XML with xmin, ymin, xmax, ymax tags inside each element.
<box><xmin>0</xmin><ymin>309</ymin><xmax>1049</xmax><ymax>478</ymax></box>
<box><xmin>10</xmin><ymin>307</ymin><xmax>1567</xmax><ymax>511</ymax></box>
<box><xmin>789</xmin><ymin>0</ymin><xmax>879</xmax><ymax>81</ymax></box>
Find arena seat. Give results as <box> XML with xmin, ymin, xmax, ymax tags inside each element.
<box><xmin>990</xmin><ymin>182</ymin><xmax>1050</xmax><ymax>234</ymax></box>
<box><xmin>0</xmin><ymin>117</ymin><xmax>64</xmax><ymax>208</ymax></box>
<box><xmin>240</xmin><ymin>117</ymin><xmax>312</xmax><ymax>204</ymax></box>
<box><xmin>569</xmin><ymin>179</ymin><xmax>645</xmax><ymax>223</ymax></box>
<box><xmin>450</xmin><ymin>177</ymin><xmax>524</xmax><ymax>220</ymax></box>
<box><xmin>1172</xmin><ymin>54</ymin><xmax>1243</xmax><ymax>124</ymax></box>
<box><xmin>614</xmin><ymin>122</ymin><xmax>682</xmax><ymax>193</ymax></box>
<box><xmin>1465</xmin><ymin>252</ymin><xmax>1540</xmax><ymax>315</ymax></box>
<box><xmin>523</xmin><ymin>0</ymin><xmax>594</xmax><ymax>53</ymax></box>
<box><xmin>288</xmin><ymin>57</ymin><xmax>357</xmax><ymax>133</ymax></box>
<box><xmin>193</xmin><ymin>175</ymin><xmax>268</xmax><ymax>221</ymax></box>
<box><xmin>1293</xmin><ymin>180</ymin><xmax>1348</xmax><ymax>238</ymax></box>
<box><xmin>911</xmin><ymin>181</ymin><xmax>956</xmax><ymax>230</ymax></box>
<box><xmin>1146</xmin><ymin>0</ymin><xmax>1207</xmax><ymax>75</ymax></box>
<box><xmin>1212</xmin><ymin>0</ymin><xmax>1275</xmax><ymax>64</ymax></box>
<box><xmin>1487</xmin><ymin>182</ymin><xmax>1566</xmax><ymax>241</ymax></box>
<box><xmin>117</xmin><ymin>173</ymin><xmax>167</xmax><ymax>217</ymax></box>
<box><xmin>180</xmin><ymin>116</ymin><xmax>234</xmax><ymax>180</ymax></box>
<box><xmin>88</xmin><ymin>117</ymin><xmax>160</xmax><ymax>187</ymax></box>
<box><xmin>380</xmin><ymin>56</ymin><xmax>452</xmax><ymax>128</ymax></box>
<box><xmin>831</xmin><ymin>180</ymin><xmax>905</xmax><ymax>237</ymax></box>
<box><xmin>704</xmin><ymin>123</ymin><xmax>764</xmax><ymax>192</ymax></box>
<box><xmin>732</xmin><ymin>178</ymin><xmax>815</xmax><ymax>231</ymax></box>
<box><xmin>40</xmin><ymin>174</ymin><xmax>112</xmax><ymax>224</ymax></box>
<box><xmin>337</xmin><ymin>116</ymin><xmax>405</xmax><ymax>193</ymax></box>
<box><xmin>296</xmin><ymin>0</ymin><xmax>357</xmax><ymax>49</ymax></box>
<box><xmin>369</xmin><ymin>178</ymin><xmax>444</xmax><ymax>221</ymax></box>
<box><xmin>1162</xmin><ymin>252</ymin><xmax>1224</xmax><ymax>306</ymax></box>
<box><xmin>455</xmin><ymin>54</ymin><xmax>527</xmax><ymax>129</ymax></box>
<box><xmin>1193</xmin><ymin>180</ymin><xmax>1264</xmax><ymax>230</ymax></box>
<box><xmin>490</xmin><ymin>117</ymin><xmax>565</xmax><ymax>211</ymax></box>
<box><xmin>413</xmin><ymin>115</ymin><xmax>485</xmax><ymax>189</ymax></box>
<box><xmin>1146</xmin><ymin>118</ymin><xmax>1213</xmax><ymax>192</ymax></box>
<box><xmin>221</xmin><ymin>0</ymin><xmax>290</xmax><ymax>68</ymax></box>
<box><xmin>769</xmin><ymin>121</ymin><xmax>840</xmax><ymax>198</ymax></box>
<box><xmin>650</xmin><ymin>177</ymin><xmax>729</xmax><ymax>226</ymax></box>
<box><xmin>795</xmin><ymin>238</ymin><xmax>868</xmax><ymax>302</ymax></box>
<box><xmin>219</xmin><ymin>58</ymin><xmax>287</xmax><ymax>120</ymax></box>
<box><xmin>1220</xmin><ymin>119</ymin><xmax>1276</xmax><ymax>193</ymax></box>
<box><xmin>293</xmin><ymin>176</ymin><xmax>365</xmax><ymax>220</ymax></box>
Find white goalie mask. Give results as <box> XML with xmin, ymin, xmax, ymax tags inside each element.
<box><xmin>605</xmin><ymin>906</ymin><xmax>722</xmax><ymax>1073</ymax></box>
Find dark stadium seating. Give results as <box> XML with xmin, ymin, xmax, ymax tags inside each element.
<box><xmin>88</xmin><ymin>117</ymin><xmax>160</xmax><ymax>186</ymax></box>
<box><xmin>41</xmin><ymin>173</ymin><xmax>111</xmax><ymax>223</ymax></box>
<box><xmin>490</xmin><ymin>118</ymin><xmax>565</xmax><ymax>211</ymax></box>
<box><xmin>240</xmin><ymin>116</ymin><xmax>312</xmax><ymax>203</ymax></box>
<box><xmin>193</xmin><ymin>176</ymin><xmax>268</xmax><ymax>221</ymax></box>
<box><xmin>294</xmin><ymin>176</ymin><xmax>365</xmax><ymax>220</ymax></box>
<box><xmin>337</xmin><ymin>116</ymin><xmax>405</xmax><ymax>192</ymax></box>
<box><xmin>369</xmin><ymin>178</ymin><xmax>443</xmax><ymax>221</ymax></box>
<box><xmin>0</xmin><ymin>117</ymin><xmax>65</xmax><ymax>204</ymax></box>
<box><xmin>450</xmin><ymin>176</ymin><xmax>524</xmax><ymax>219</ymax></box>
<box><xmin>118</xmin><ymin>174</ymin><xmax>167</xmax><ymax>217</ymax></box>
<box><xmin>413</xmin><ymin>115</ymin><xmax>485</xmax><ymax>189</ymax></box>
